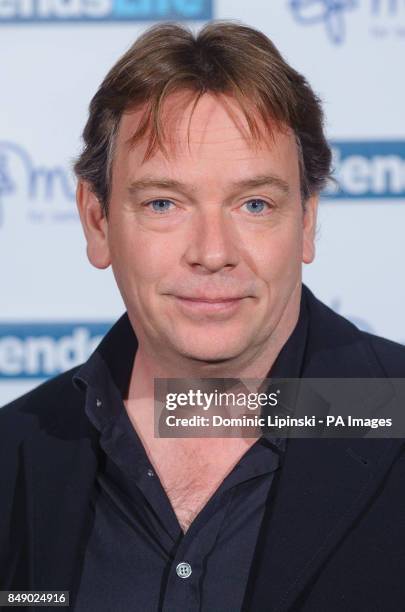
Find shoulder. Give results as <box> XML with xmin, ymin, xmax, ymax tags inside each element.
<box><xmin>303</xmin><ymin>284</ymin><xmax>405</xmax><ymax>377</ymax></box>
<box><xmin>318</xmin><ymin>294</ymin><xmax>405</xmax><ymax>372</ymax></box>
<box><xmin>359</xmin><ymin>330</ymin><xmax>405</xmax><ymax>377</ymax></box>
<box><xmin>0</xmin><ymin>366</ymin><xmax>84</xmax><ymax>444</ymax></box>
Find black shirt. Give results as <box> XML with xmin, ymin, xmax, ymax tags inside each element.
<box><xmin>72</xmin><ymin>290</ymin><xmax>309</xmax><ymax>612</ymax></box>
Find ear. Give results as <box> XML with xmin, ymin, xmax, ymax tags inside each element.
<box><xmin>76</xmin><ymin>181</ymin><xmax>111</xmax><ymax>269</ymax></box>
<box><xmin>302</xmin><ymin>194</ymin><xmax>319</xmax><ymax>264</ymax></box>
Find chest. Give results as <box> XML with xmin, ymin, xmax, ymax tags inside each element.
<box><xmin>162</xmin><ymin>467</ymin><xmax>220</xmax><ymax>532</ymax></box>
<box><xmin>124</xmin><ymin>399</ymin><xmax>257</xmax><ymax>531</ymax></box>
<box><xmin>150</xmin><ymin>441</ymin><xmax>256</xmax><ymax>533</ymax></box>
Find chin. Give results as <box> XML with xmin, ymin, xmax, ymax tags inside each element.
<box><xmin>174</xmin><ymin>336</ymin><xmax>248</xmax><ymax>365</ymax></box>
<box><xmin>184</xmin><ymin>351</ymin><xmax>236</xmax><ymax>364</ymax></box>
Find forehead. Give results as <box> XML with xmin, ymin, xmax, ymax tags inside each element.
<box><xmin>113</xmin><ymin>91</ymin><xmax>299</xmax><ymax>181</ymax></box>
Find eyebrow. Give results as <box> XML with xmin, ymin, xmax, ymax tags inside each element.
<box><xmin>233</xmin><ymin>174</ymin><xmax>290</xmax><ymax>195</ymax></box>
<box><xmin>127</xmin><ymin>174</ymin><xmax>290</xmax><ymax>197</ymax></box>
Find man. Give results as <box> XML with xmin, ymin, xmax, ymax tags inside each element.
<box><xmin>1</xmin><ymin>21</ymin><xmax>405</xmax><ymax>612</ymax></box>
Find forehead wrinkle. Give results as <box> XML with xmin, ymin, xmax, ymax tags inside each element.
<box><xmin>122</xmin><ymin>123</ymin><xmax>252</xmax><ymax>152</ymax></box>
<box><xmin>124</xmin><ymin>135</ymin><xmax>264</xmax><ymax>163</ymax></box>
<box><xmin>121</xmin><ymin>114</ymin><xmax>275</xmax><ymax>160</ymax></box>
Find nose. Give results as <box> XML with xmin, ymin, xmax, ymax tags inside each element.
<box><xmin>183</xmin><ymin>206</ymin><xmax>240</xmax><ymax>273</ymax></box>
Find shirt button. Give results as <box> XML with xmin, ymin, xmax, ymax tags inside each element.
<box><xmin>147</xmin><ymin>468</ymin><xmax>155</xmax><ymax>477</ymax></box>
<box><xmin>176</xmin><ymin>562</ymin><xmax>192</xmax><ymax>579</ymax></box>
<box><xmin>96</xmin><ymin>399</ymin><xmax>102</xmax><ymax>407</ymax></box>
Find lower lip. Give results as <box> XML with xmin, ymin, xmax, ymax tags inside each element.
<box><xmin>174</xmin><ymin>297</ymin><xmax>245</xmax><ymax>314</ymax></box>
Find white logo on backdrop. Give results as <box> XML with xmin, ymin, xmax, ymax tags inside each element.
<box><xmin>289</xmin><ymin>0</ymin><xmax>358</xmax><ymax>44</ymax></box>
<box><xmin>0</xmin><ymin>141</ymin><xmax>76</xmax><ymax>227</ymax></box>
<box><xmin>289</xmin><ymin>0</ymin><xmax>405</xmax><ymax>44</ymax></box>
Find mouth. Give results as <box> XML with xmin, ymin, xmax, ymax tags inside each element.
<box><xmin>173</xmin><ymin>295</ymin><xmax>247</xmax><ymax>314</ymax></box>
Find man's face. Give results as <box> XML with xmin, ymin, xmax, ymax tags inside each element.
<box><xmin>79</xmin><ymin>92</ymin><xmax>317</xmax><ymax>367</ymax></box>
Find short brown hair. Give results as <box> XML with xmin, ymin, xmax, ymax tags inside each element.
<box><xmin>74</xmin><ymin>21</ymin><xmax>331</xmax><ymax>216</ymax></box>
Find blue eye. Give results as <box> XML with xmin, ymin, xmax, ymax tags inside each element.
<box><xmin>147</xmin><ymin>199</ymin><xmax>174</xmax><ymax>213</ymax></box>
<box><xmin>243</xmin><ymin>199</ymin><xmax>270</xmax><ymax>214</ymax></box>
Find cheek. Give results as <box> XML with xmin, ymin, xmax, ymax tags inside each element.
<box><xmin>109</xmin><ymin>221</ymin><xmax>178</xmax><ymax>286</ymax></box>
<box><xmin>243</xmin><ymin>221</ymin><xmax>303</xmax><ymax>283</ymax></box>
